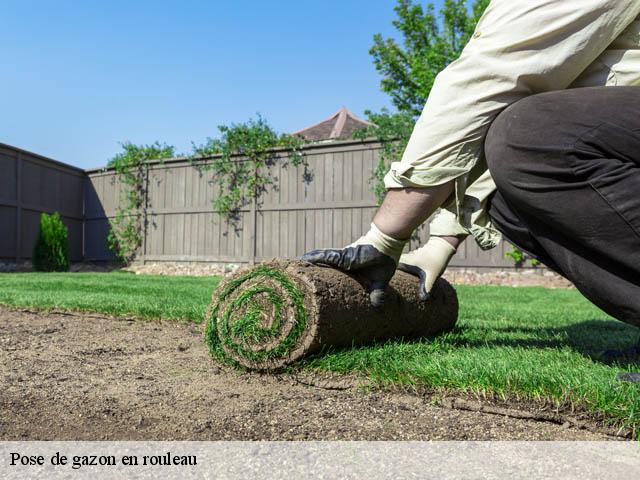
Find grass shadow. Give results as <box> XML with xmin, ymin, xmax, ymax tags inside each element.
<box><xmin>447</xmin><ymin>319</ymin><xmax>640</xmax><ymax>368</ymax></box>
<box><xmin>304</xmin><ymin>319</ymin><xmax>640</xmax><ymax>369</ymax></box>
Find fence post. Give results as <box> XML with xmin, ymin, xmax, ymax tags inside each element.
<box><xmin>15</xmin><ymin>153</ymin><xmax>22</xmax><ymax>264</ymax></box>
<box><xmin>141</xmin><ymin>163</ymin><xmax>150</xmax><ymax>265</ymax></box>
<box><xmin>249</xmin><ymin>194</ymin><xmax>257</xmax><ymax>265</ymax></box>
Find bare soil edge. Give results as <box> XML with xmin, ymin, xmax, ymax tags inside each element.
<box><xmin>290</xmin><ymin>372</ymin><xmax>634</xmax><ymax>440</ymax></box>
<box><xmin>0</xmin><ymin>305</ymin><xmax>630</xmax><ymax>441</ymax></box>
<box><xmin>399</xmin><ymin>386</ymin><xmax>634</xmax><ymax>440</ymax></box>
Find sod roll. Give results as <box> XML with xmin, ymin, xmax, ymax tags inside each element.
<box><xmin>205</xmin><ymin>260</ymin><xmax>458</xmax><ymax>370</ymax></box>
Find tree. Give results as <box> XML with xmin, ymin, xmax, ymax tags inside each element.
<box><xmin>370</xmin><ymin>0</ymin><xmax>490</xmax><ymax>117</ymax></box>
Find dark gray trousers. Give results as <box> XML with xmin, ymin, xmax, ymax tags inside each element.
<box><xmin>485</xmin><ymin>86</ymin><xmax>640</xmax><ymax>327</ymax></box>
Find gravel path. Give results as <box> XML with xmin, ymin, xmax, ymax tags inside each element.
<box><xmin>2</xmin><ymin>260</ymin><xmax>574</xmax><ymax>288</ymax></box>
<box><xmin>0</xmin><ymin>306</ymin><xmax>614</xmax><ymax>441</ymax></box>
<box><xmin>122</xmin><ymin>263</ymin><xmax>574</xmax><ymax>289</ymax></box>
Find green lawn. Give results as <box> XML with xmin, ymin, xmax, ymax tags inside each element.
<box><xmin>1</xmin><ymin>271</ymin><xmax>638</xmax><ymax>430</ymax></box>
<box><xmin>0</xmin><ymin>271</ymin><xmax>218</xmax><ymax>322</ymax></box>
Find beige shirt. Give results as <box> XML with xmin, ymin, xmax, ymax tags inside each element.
<box><xmin>383</xmin><ymin>0</ymin><xmax>640</xmax><ymax>249</ymax></box>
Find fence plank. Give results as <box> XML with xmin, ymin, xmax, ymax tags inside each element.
<box><xmin>78</xmin><ymin>140</ymin><xmax>519</xmax><ymax>269</ymax></box>
<box><xmin>15</xmin><ymin>154</ymin><xmax>22</xmax><ymax>263</ymax></box>
<box><xmin>0</xmin><ymin>145</ymin><xmax>85</xmax><ymax>262</ymax></box>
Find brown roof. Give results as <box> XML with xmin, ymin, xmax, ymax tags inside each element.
<box><xmin>292</xmin><ymin>107</ymin><xmax>373</xmax><ymax>142</ymax></box>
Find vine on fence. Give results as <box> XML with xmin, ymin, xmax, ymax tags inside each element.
<box><xmin>107</xmin><ymin>142</ymin><xmax>175</xmax><ymax>263</ymax></box>
<box><xmin>352</xmin><ymin>109</ymin><xmax>415</xmax><ymax>203</ymax></box>
<box><xmin>190</xmin><ymin>115</ymin><xmax>309</xmax><ymax>229</ymax></box>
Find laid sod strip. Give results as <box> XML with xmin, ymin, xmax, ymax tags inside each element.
<box><xmin>0</xmin><ymin>271</ymin><xmax>638</xmax><ymax>429</ymax></box>
<box><xmin>0</xmin><ymin>271</ymin><xmax>218</xmax><ymax>322</ymax></box>
<box><xmin>205</xmin><ymin>260</ymin><xmax>458</xmax><ymax>370</ymax></box>
<box><xmin>304</xmin><ymin>285</ymin><xmax>640</xmax><ymax>432</ymax></box>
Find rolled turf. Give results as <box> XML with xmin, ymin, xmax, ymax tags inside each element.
<box><xmin>205</xmin><ymin>260</ymin><xmax>459</xmax><ymax>370</ymax></box>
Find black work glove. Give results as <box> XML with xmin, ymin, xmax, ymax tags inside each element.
<box><xmin>300</xmin><ymin>223</ymin><xmax>406</xmax><ymax>307</ymax></box>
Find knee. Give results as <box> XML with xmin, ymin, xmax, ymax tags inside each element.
<box><xmin>484</xmin><ymin>108</ymin><xmax>511</xmax><ymax>177</ymax></box>
<box><xmin>484</xmin><ymin>106</ymin><xmax>519</xmax><ymax>192</ymax></box>
<box><xmin>484</xmin><ymin>93</ymin><xmax>558</xmax><ymax>190</ymax></box>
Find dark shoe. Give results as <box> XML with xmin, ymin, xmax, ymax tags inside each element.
<box><xmin>617</xmin><ymin>373</ymin><xmax>640</xmax><ymax>383</ymax></box>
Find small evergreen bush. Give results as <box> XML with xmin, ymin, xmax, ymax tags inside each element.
<box><xmin>32</xmin><ymin>212</ymin><xmax>70</xmax><ymax>272</ymax></box>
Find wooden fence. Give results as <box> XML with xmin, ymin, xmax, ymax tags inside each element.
<box><xmin>85</xmin><ymin>139</ymin><xmax>514</xmax><ymax>269</ymax></box>
<box><xmin>0</xmin><ymin>143</ymin><xmax>84</xmax><ymax>263</ymax></box>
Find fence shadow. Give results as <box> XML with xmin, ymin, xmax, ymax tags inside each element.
<box><xmin>83</xmin><ymin>178</ymin><xmax>112</xmax><ymax>262</ymax></box>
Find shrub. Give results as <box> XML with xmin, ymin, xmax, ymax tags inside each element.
<box><xmin>32</xmin><ymin>212</ymin><xmax>70</xmax><ymax>272</ymax></box>
<box><xmin>505</xmin><ymin>245</ymin><xmax>540</xmax><ymax>268</ymax></box>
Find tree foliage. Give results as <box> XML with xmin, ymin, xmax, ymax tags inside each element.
<box><xmin>107</xmin><ymin>141</ymin><xmax>175</xmax><ymax>263</ymax></box>
<box><xmin>359</xmin><ymin>0</ymin><xmax>489</xmax><ymax>202</ymax></box>
<box><xmin>370</xmin><ymin>0</ymin><xmax>490</xmax><ymax>117</ymax></box>
<box><xmin>191</xmin><ymin>115</ymin><xmax>308</xmax><ymax>228</ymax></box>
<box><xmin>505</xmin><ymin>246</ymin><xmax>541</xmax><ymax>268</ymax></box>
<box><xmin>353</xmin><ymin>109</ymin><xmax>415</xmax><ymax>203</ymax></box>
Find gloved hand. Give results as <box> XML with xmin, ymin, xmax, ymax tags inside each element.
<box><xmin>397</xmin><ymin>236</ymin><xmax>457</xmax><ymax>301</ymax></box>
<box><xmin>301</xmin><ymin>223</ymin><xmax>407</xmax><ymax>307</ymax></box>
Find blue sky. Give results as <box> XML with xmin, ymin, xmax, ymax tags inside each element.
<box><xmin>1</xmin><ymin>0</ymin><xmax>447</xmax><ymax>169</ymax></box>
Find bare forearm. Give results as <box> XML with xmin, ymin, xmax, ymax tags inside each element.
<box><xmin>373</xmin><ymin>182</ymin><xmax>454</xmax><ymax>239</ymax></box>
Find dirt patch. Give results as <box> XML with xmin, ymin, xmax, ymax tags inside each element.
<box><xmin>0</xmin><ymin>306</ymin><xmax>616</xmax><ymax>440</ymax></box>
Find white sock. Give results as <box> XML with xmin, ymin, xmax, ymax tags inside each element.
<box><xmin>348</xmin><ymin>223</ymin><xmax>407</xmax><ymax>265</ymax></box>
<box><xmin>399</xmin><ymin>237</ymin><xmax>456</xmax><ymax>290</ymax></box>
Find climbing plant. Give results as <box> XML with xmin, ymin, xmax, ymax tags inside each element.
<box><xmin>352</xmin><ymin>109</ymin><xmax>415</xmax><ymax>203</ymax></box>
<box><xmin>107</xmin><ymin>141</ymin><xmax>175</xmax><ymax>263</ymax></box>
<box><xmin>190</xmin><ymin>115</ymin><xmax>308</xmax><ymax>228</ymax></box>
